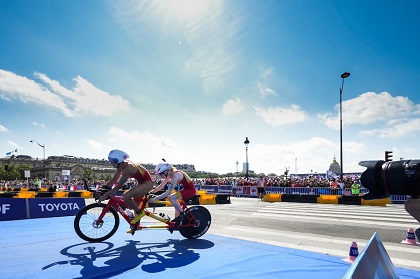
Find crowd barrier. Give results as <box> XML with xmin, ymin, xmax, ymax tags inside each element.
<box><xmin>0</xmin><ymin>189</ymin><xmax>94</xmax><ymax>199</ymax></box>
<box><xmin>197</xmin><ymin>185</ymin><xmax>408</xmax><ymax>204</ymax></box>
<box><xmin>0</xmin><ymin>185</ymin><xmax>409</xmax><ymax>205</ymax></box>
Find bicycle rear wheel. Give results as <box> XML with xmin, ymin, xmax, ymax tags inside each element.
<box><xmin>74</xmin><ymin>203</ymin><xmax>120</xmax><ymax>242</ymax></box>
<box><xmin>179</xmin><ymin>206</ymin><xmax>211</xmax><ymax>239</ymax></box>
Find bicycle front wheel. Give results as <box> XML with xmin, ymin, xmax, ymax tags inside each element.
<box><xmin>74</xmin><ymin>203</ymin><xmax>120</xmax><ymax>242</ymax></box>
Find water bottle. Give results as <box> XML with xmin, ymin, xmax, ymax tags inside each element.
<box><xmin>159</xmin><ymin>212</ymin><xmax>171</xmax><ymax>221</ymax></box>
<box><xmin>125</xmin><ymin>209</ymin><xmax>134</xmax><ymax>219</ymax></box>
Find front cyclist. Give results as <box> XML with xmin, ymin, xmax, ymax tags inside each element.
<box><xmin>98</xmin><ymin>149</ymin><xmax>154</xmax><ymax>227</ymax></box>
<box><xmin>149</xmin><ymin>162</ymin><xmax>197</xmax><ymax>222</ymax></box>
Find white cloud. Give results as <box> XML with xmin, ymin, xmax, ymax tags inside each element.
<box><xmin>32</xmin><ymin>122</ymin><xmax>47</xmax><ymax>129</ymax></box>
<box><xmin>107</xmin><ymin>127</ymin><xmax>181</xmax><ymax>150</ymax></box>
<box><xmin>261</xmin><ymin>67</ymin><xmax>273</xmax><ymax>79</ymax></box>
<box><xmin>319</xmin><ymin>91</ymin><xmax>420</xmax><ymax>130</ymax></box>
<box><xmin>0</xmin><ymin>70</ymin><xmax>75</xmax><ymax>117</ymax></box>
<box><xmin>0</xmin><ymin>69</ymin><xmax>130</xmax><ymax>117</ymax></box>
<box><xmin>360</xmin><ymin>118</ymin><xmax>420</xmax><ymax>139</ymax></box>
<box><xmin>258</xmin><ymin>66</ymin><xmax>277</xmax><ymax>97</ymax></box>
<box><xmin>254</xmin><ymin>104</ymin><xmax>306</xmax><ymax>126</ymax></box>
<box><xmin>258</xmin><ymin>82</ymin><xmax>276</xmax><ymax>97</ymax></box>
<box><xmin>7</xmin><ymin>140</ymin><xmax>20</xmax><ymax>149</ymax></box>
<box><xmin>0</xmin><ymin>125</ymin><xmax>8</xmax><ymax>132</ymax></box>
<box><xmin>222</xmin><ymin>97</ymin><xmax>245</xmax><ymax>115</ymax></box>
<box><xmin>87</xmin><ymin>140</ymin><xmax>105</xmax><ymax>150</ymax></box>
<box><xmin>103</xmin><ymin>127</ymin><xmax>187</xmax><ymax>164</ymax></box>
<box><xmin>249</xmin><ymin>137</ymin><xmax>366</xmax><ymax>174</ymax></box>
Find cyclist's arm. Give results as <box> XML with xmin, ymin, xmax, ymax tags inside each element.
<box><xmin>101</xmin><ymin>164</ymin><xmax>133</xmax><ymax>199</ymax></box>
<box><xmin>151</xmin><ymin>177</ymin><xmax>170</xmax><ymax>193</ymax></box>
<box><xmin>151</xmin><ymin>187</ymin><xmax>172</xmax><ymax>201</ymax></box>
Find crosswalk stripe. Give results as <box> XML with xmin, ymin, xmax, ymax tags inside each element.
<box><xmin>256</xmin><ymin>209</ymin><xmax>418</xmax><ymax>224</ymax></box>
<box><xmin>252</xmin><ymin>211</ymin><xmax>418</xmax><ymax>228</ymax></box>
<box><xmin>255</xmin><ymin>203</ymin><xmax>418</xmax><ymax>227</ymax></box>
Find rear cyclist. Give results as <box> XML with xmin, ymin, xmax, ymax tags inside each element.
<box><xmin>149</xmin><ymin>162</ymin><xmax>197</xmax><ymax>222</ymax></box>
<box><xmin>98</xmin><ymin>149</ymin><xmax>154</xmax><ymax>226</ymax></box>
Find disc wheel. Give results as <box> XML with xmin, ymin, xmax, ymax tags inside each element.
<box><xmin>74</xmin><ymin>203</ymin><xmax>120</xmax><ymax>242</ymax></box>
<box><xmin>178</xmin><ymin>206</ymin><xmax>211</xmax><ymax>239</ymax></box>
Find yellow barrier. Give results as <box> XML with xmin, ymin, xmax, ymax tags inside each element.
<box><xmin>263</xmin><ymin>193</ymin><xmax>282</xmax><ymax>202</ymax></box>
<box><xmin>318</xmin><ymin>195</ymin><xmax>340</xmax><ymax>204</ymax></box>
<box><xmin>199</xmin><ymin>194</ymin><xmax>217</xmax><ymax>205</ymax></box>
<box><xmin>53</xmin><ymin>191</ymin><xmax>69</xmax><ymax>198</ymax></box>
<box><xmin>14</xmin><ymin>192</ymin><xmax>35</xmax><ymax>198</ymax></box>
<box><xmin>196</xmin><ymin>190</ymin><xmax>207</xmax><ymax>195</ymax></box>
<box><xmin>361</xmin><ymin>197</ymin><xmax>391</xmax><ymax>206</ymax></box>
<box><xmin>78</xmin><ymin>191</ymin><xmax>93</xmax><ymax>199</ymax></box>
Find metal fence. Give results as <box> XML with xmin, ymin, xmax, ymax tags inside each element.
<box><xmin>197</xmin><ymin>185</ymin><xmax>409</xmax><ymax>204</ymax></box>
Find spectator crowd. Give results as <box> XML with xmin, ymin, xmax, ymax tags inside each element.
<box><xmin>0</xmin><ymin>174</ymin><xmax>363</xmax><ymax>193</ymax></box>
<box><xmin>198</xmin><ymin>175</ymin><xmax>362</xmax><ymax>190</ymax></box>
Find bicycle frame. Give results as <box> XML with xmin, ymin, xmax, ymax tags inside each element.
<box><xmin>96</xmin><ymin>195</ymin><xmax>198</xmax><ymax>231</ymax></box>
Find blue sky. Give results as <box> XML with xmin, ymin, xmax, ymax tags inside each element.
<box><xmin>1</xmin><ymin>0</ymin><xmax>419</xmax><ymax>175</ymax></box>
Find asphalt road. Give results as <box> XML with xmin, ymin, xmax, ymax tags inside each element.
<box><xmin>203</xmin><ymin>197</ymin><xmax>420</xmax><ymax>271</ymax></box>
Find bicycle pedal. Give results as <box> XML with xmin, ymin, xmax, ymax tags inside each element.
<box><xmin>131</xmin><ymin>221</ymin><xmax>140</xmax><ymax>235</ymax></box>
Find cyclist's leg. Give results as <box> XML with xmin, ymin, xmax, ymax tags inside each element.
<box><xmin>171</xmin><ymin>188</ymin><xmax>197</xmax><ymax>218</ymax></box>
<box><xmin>169</xmin><ymin>191</ymin><xmax>184</xmax><ymax>217</ymax></box>
<box><xmin>123</xmin><ymin>180</ymin><xmax>154</xmax><ymax>212</ymax></box>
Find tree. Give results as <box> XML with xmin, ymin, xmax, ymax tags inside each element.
<box><xmin>17</xmin><ymin>164</ymin><xmax>32</xmax><ymax>178</ymax></box>
<box><xmin>2</xmin><ymin>164</ymin><xmax>20</xmax><ymax>180</ymax></box>
<box><xmin>84</xmin><ymin>169</ymin><xmax>94</xmax><ymax>180</ymax></box>
<box><xmin>0</xmin><ymin>163</ymin><xmax>32</xmax><ymax>180</ymax></box>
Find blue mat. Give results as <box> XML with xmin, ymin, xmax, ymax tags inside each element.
<box><xmin>0</xmin><ymin>216</ymin><xmax>419</xmax><ymax>279</ymax></box>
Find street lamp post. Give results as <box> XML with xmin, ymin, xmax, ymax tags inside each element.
<box><xmin>244</xmin><ymin>137</ymin><xmax>250</xmax><ymax>181</ymax></box>
<box><xmin>339</xmin><ymin>72</ymin><xmax>350</xmax><ymax>180</ymax></box>
<box><xmin>30</xmin><ymin>140</ymin><xmax>46</xmax><ymax>179</ymax></box>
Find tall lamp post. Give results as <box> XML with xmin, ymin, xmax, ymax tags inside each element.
<box><xmin>339</xmin><ymin>72</ymin><xmax>350</xmax><ymax>180</ymax></box>
<box><xmin>244</xmin><ymin>137</ymin><xmax>250</xmax><ymax>181</ymax></box>
<box><xmin>30</xmin><ymin>140</ymin><xmax>46</xmax><ymax>179</ymax></box>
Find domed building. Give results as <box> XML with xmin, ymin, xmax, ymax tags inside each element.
<box><xmin>328</xmin><ymin>155</ymin><xmax>341</xmax><ymax>175</ymax></box>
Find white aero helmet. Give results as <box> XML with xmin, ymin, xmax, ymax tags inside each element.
<box><xmin>108</xmin><ymin>149</ymin><xmax>129</xmax><ymax>164</ymax></box>
<box><xmin>155</xmin><ymin>163</ymin><xmax>172</xmax><ymax>174</ymax></box>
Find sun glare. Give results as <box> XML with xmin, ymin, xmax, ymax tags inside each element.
<box><xmin>159</xmin><ymin>0</ymin><xmax>212</xmax><ymax>24</ymax></box>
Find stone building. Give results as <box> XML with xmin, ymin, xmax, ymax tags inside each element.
<box><xmin>328</xmin><ymin>155</ymin><xmax>341</xmax><ymax>176</ymax></box>
<box><xmin>0</xmin><ymin>155</ymin><xmax>195</xmax><ymax>181</ymax></box>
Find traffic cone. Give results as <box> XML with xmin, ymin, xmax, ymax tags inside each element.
<box><xmin>342</xmin><ymin>241</ymin><xmax>359</xmax><ymax>263</ymax></box>
<box><xmin>401</xmin><ymin>228</ymin><xmax>420</xmax><ymax>246</ymax></box>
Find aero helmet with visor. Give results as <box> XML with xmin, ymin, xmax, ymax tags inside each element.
<box><xmin>108</xmin><ymin>149</ymin><xmax>129</xmax><ymax>164</ymax></box>
<box><xmin>155</xmin><ymin>163</ymin><xmax>172</xmax><ymax>174</ymax></box>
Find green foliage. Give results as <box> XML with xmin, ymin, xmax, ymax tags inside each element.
<box><xmin>187</xmin><ymin>172</ymin><xmax>209</xmax><ymax>179</ymax></box>
<box><xmin>83</xmin><ymin>169</ymin><xmax>94</xmax><ymax>180</ymax></box>
<box><xmin>0</xmin><ymin>164</ymin><xmax>32</xmax><ymax>180</ymax></box>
